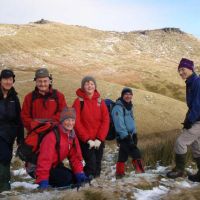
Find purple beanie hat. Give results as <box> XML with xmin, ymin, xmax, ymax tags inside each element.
<box><xmin>178</xmin><ymin>58</ymin><xmax>194</xmax><ymax>71</ymax></box>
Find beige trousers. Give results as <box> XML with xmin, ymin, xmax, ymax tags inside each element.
<box><xmin>175</xmin><ymin>121</ymin><xmax>200</xmax><ymax>158</ymax></box>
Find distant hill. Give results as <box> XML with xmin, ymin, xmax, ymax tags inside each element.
<box><xmin>0</xmin><ymin>21</ymin><xmax>200</xmax><ymax>100</ymax></box>
<box><xmin>1</xmin><ymin>20</ymin><xmax>199</xmax><ymax>134</ymax></box>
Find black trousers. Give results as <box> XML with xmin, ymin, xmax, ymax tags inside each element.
<box><xmin>118</xmin><ymin>140</ymin><xmax>142</xmax><ymax>162</ymax></box>
<box><xmin>80</xmin><ymin>141</ymin><xmax>104</xmax><ymax>177</ymax></box>
<box><xmin>0</xmin><ymin>137</ymin><xmax>12</xmax><ymax>165</ymax></box>
<box><xmin>49</xmin><ymin>164</ymin><xmax>76</xmax><ymax>187</ymax></box>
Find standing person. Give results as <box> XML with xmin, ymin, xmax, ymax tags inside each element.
<box><xmin>36</xmin><ymin>107</ymin><xmax>88</xmax><ymax>189</ymax></box>
<box><xmin>73</xmin><ymin>76</ymin><xmax>109</xmax><ymax>178</ymax></box>
<box><xmin>21</xmin><ymin>68</ymin><xmax>67</xmax><ymax>132</ymax></box>
<box><xmin>112</xmin><ymin>87</ymin><xmax>145</xmax><ymax>178</ymax></box>
<box><xmin>0</xmin><ymin>69</ymin><xmax>24</xmax><ymax>192</ymax></box>
<box><xmin>167</xmin><ymin>58</ymin><xmax>200</xmax><ymax>181</ymax></box>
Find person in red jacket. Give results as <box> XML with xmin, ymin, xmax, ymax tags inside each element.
<box><xmin>21</xmin><ymin>68</ymin><xmax>66</xmax><ymax>132</ymax></box>
<box><xmin>73</xmin><ymin>76</ymin><xmax>109</xmax><ymax>178</ymax></box>
<box><xmin>36</xmin><ymin>107</ymin><xmax>88</xmax><ymax>189</ymax></box>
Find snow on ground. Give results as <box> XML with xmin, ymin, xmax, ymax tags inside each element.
<box><xmin>4</xmin><ymin>145</ymin><xmax>199</xmax><ymax>200</ymax></box>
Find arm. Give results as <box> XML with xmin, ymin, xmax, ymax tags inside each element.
<box><xmin>111</xmin><ymin>105</ymin><xmax>129</xmax><ymax>140</ymax></box>
<box><xmin>15</xmin><ymin>96</ymin><xmax>24</xmax><ymax>145</ymax></box>
<box><xmin>68</xmin><ymin>136</ymin><xmax>84</xmax><ymax>174</ymax></box>
<box><xmin>35</xmin><ymin>132</ymin><xmax>56</xmax><ymax>183</ymax></box>
<box><xmin>96</xmin><ymin>100</ymin><xmax>110</xmax><ymax>141</ymax></box>
<box><xmin>186</xmin><ymin>80</ymin><xmax>200</xmax><ymax>124</ymax></box>
<box><xmin>73</xmin><ymin>99</ymin><xmax>90</xmax><ymax>142</ymax></box>
<box><xmin>21</xmin><ymin>94</ymin><xmax>33</xmax><ymax>131</ymax></box>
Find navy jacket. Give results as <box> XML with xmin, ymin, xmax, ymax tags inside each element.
<box><xmin>185</xmin><ymin>73</ymin><xmax>200</xmax><ymax>124</ymax></box>
<box><xmin>0</xmin><ymin>87</ymin><xmax>24</xmax><ymax>145</ymax></box>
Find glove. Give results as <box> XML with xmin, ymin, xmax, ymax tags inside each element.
<box><xmin>87</xmin><ymin>140</ymin><xmax>95</xmax><ymax>149</ymax></box>
<box><xmin>75</xmin><ymin>172</ymin><xmax>89</xmax><ymax>185</ymax></box>
<box><xmin>38</xmin><ymin>180</ymin><xmax>49</xmax><ymax>189</ymax></box>
<box><xmin>183</xmin><ymin>121</ymin><xmax>192</xmax><ymax>130</ymax></box>
<box><xmin>94</xmin><ymin>139</ymin><xmax>101</xmax><ymax>149</ymax></box>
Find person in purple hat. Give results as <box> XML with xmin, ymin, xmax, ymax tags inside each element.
<box><xmin>167</xmin><ymin>58</ymin><xmax>200</xmax><ymax>181</ymax></box>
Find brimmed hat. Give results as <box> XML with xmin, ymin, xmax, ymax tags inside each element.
<box><xmin>121</xmin><ymin>87</ymin><xmax>133</xmax><ymax>97</ymax></box>
<box><xmin>0</xmin><ymin>69</ymin><xmax>15</xmax><ymax>82</ymax></box>
<box><xmin>34</xmin><ymin>68</ymin><xmax>50</xmax><ymax>80</ymax></box>
<box><xmin>60</xmin><ymin>107</ymin><xmax>76</xmax><ymax>122</ymax></box>
<box><xmin>81</xmin><ymin>76</ymin><xmax>97</xmax><ymax>90</ymax></box>
<box><xmin>178</xmin><ymin>58</ymin><xmax>194</xmax><ymax>71</ymax></box>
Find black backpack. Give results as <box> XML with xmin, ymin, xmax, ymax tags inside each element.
<box><xmin>104</xmin><ymin>99</ymin><xmax>125</xmax><ymax>140</ymax></box>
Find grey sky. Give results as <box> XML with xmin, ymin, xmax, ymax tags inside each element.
<box><xmin>0</xmin><ymin>0</ymin><xmax>200</xmax><ymax>37</ymax></box>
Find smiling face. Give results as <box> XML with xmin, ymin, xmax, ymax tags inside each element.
<box><xmin>122</xmin><ymin>92</ymin><xmax>133</xmax><ymax>103</ymax></box>
<box><xmin>35</xmin><ymin>77</ymin><xmax>50</xmax><ymax>93</ymax></box>
<box><xmin>62</xmin><ymin>118</ymin><xmax>75</xmax><ymax>131</ymax></box>
<box><xmin>178</xmin><ymin>67</ymin><xmax>193</xmax><ymax>80</ymax></box>
<box><xmin>83</xmin><ymin>81</ymin><xmax>95</xmax><ymax>96</ymax></box>
<box><xmin>0</xmin><ymin>77</ymin><xmax>14</xmax><ymax>91</ymax></box>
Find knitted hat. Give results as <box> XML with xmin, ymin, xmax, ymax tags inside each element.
<box><xmin>178</xmin><ymin>58</ymin><xmax>194</xmax><ymax>71</ymax></box>
<box><xmin>0</xmin><ymin>69</ymin><xmax>15</xmax><ymax>80</ymax></box>
<box><xmin>121</xmin><ymin>87</ymin><xmax>133</xmax><ymax>97</ymax></box>
<box><xmin>34</xmin><ymin>68</ymin><xmax>50</xmax><ymax>80</ymax></box>
<box><xmin>81</xmin><ymin>76</ymin><xmax>97</xmax><ymax>90</ymax></box>
<box><xmin>60</xmin><ymin>107</ymin><xmax>76</xmax><ymax>122</ymax></box>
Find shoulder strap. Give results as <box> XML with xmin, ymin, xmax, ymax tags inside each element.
<box><xmin>51</xmin><ymin>89</ymin><xmax>59</xmax><ymax>114</ymax></box>
<box><xmin>53</xmin><ymin>126</ymin><xmax>61</xmax><ymax>163</ymax></box>
<box><xmin>97</xmin><ymin>97</ymin><xmax>102</xmax><ymax>107</ymax></box>
<box><xmin>79</xmin><ymin>97</ymin><xmax>84</xmax><ymax>112</ymax></box>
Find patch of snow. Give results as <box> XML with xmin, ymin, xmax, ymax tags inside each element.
<box><xmin>11</xmin><ymin>182</ymin><xmax>38</xmax><ymax>190</ymax></box>
<box><xmin>134</xmin><ymin>185</ymin><xmax>169</xmax><ymax>200</ymax></box>
<box><xmin>13</xmin><ymin>168</ymin><xmax>27</xmax><ymax>176</ymax></box>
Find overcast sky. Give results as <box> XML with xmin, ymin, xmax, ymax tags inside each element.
<box><xmin>0</xmin><ymin>0</ymin><xmax>199</xmax><ymax>37</ymax></box>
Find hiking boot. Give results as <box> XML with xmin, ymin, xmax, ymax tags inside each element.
<box><xmin>188</xmin><ymin>157</ymin><xmax>200</xmax><ymax>182</ymax></box>
<box><xmin>132</xmin><ymin>159</ymin><xmax>145</xmax><ymax>173</ymax></box>
<box><xmin>0</xmin><ymin>163</ymin><xmax>11</xmax><ymax>193</ymax></box>
<box><xmin>116</xmin><ymin>162</ymin><xmax>125</xmax><ymax>178</ymax></box>
<box><xmin>167</xmin><ymin>154</ymin><xmax>186</xmax><ymax>179</ymax></box>
<box><xmin>167</xmin><ymin>168</ymin><xmax>186</xmax><ymax>179</ymax></box>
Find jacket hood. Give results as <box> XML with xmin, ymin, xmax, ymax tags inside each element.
<box><xmin>76</xmin><ymin>88</ymin><xmax>100</xmax><ymax>99</ymax></box>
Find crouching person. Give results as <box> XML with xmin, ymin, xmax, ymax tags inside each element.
<box><xmin>112</xmin><ymin>88</ymin><xmax>145</xmax><ymax>178</ymax></box>
<box><xmin>35</xmin><ymin>107</ymin><xmax>88</xmax><ymax>189</ymax></box>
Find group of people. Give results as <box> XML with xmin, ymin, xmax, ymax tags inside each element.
<box><xmin>0</xmin><ymin>67</ymin><xmax>144</xmax><ymax>192</ymax></box>
<box><xmin>0</xmin><ymin>57</ymin><xmax>200</xmax><ymax>193</ymax></box>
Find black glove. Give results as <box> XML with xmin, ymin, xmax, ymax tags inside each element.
<box><xmin>183</xmin><ymin>120</ymin><xmax>192</xmax><ymax>130</ymax></box>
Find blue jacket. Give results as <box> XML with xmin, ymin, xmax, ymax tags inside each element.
<box><xmin>185</xmin><ymin>73</ymin><xmax>200</xmax><ymax>124</ymax></box>
<box><xmin>111</xmin><ymin>99</ymin><xmax>136</xmax><ymax>140</ymax></box>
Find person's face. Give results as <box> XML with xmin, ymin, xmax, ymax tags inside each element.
<box><xmin>84</xmin><ymin>81</ymin><xmax>95</xmax><ymax>96</ymax></box>
<box><xmin>35</xmin><ymin>77</ymin><xmax>50</xmax><ymax>93</ymax></box>
<box><xmin>123</xmin><ymin>92</ymin><xmax>133</xmax><ymax>103</ymax></box>
<box><xmin>178</xmin><ymin>67</ymin><xmax>193</xmax><ymax>80</ymax></box>
<box><xmin>0</xmin><ymin>77</ymin><xmax>14</xmax><ymax>91</ymax></box>
<box><xmin>62</xmin><ymin>118</ymin><xmax>75</xmax><ymax>131</ymax></box>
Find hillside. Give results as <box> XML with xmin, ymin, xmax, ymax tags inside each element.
<box><xmin>0</xmin><ymin>21</ymin><xmax>200</xmax><ymax>101</ymax></box>
<box><xmin>0</xmin><ymin>20</ymin><xmax>199</xmax><ymax>134</ymax></box>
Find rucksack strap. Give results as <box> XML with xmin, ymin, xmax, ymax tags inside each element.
<box><xmin>79</xmin><ymin>97</ymin><xmax>84</xmax><ymax>112</ymax></box>
<box><xmin>53</xmin><ymin>126</ymin><xmax>61</xmax><ymax>163</ymax></box>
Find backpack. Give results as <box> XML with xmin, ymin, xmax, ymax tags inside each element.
<box><xmin>104</xmin><ymin>99</ymin><xmax>125</xmax><ymax>140</ymax></box>
<box><xmin>30</xmin><ymin>89</ymin><xmax>59</xmax><ymax>117</ymax></box>
<box><xmin>17</xmin><ymin>122</ymin><xmax>60</xmax><ymax>165</ymax></box>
